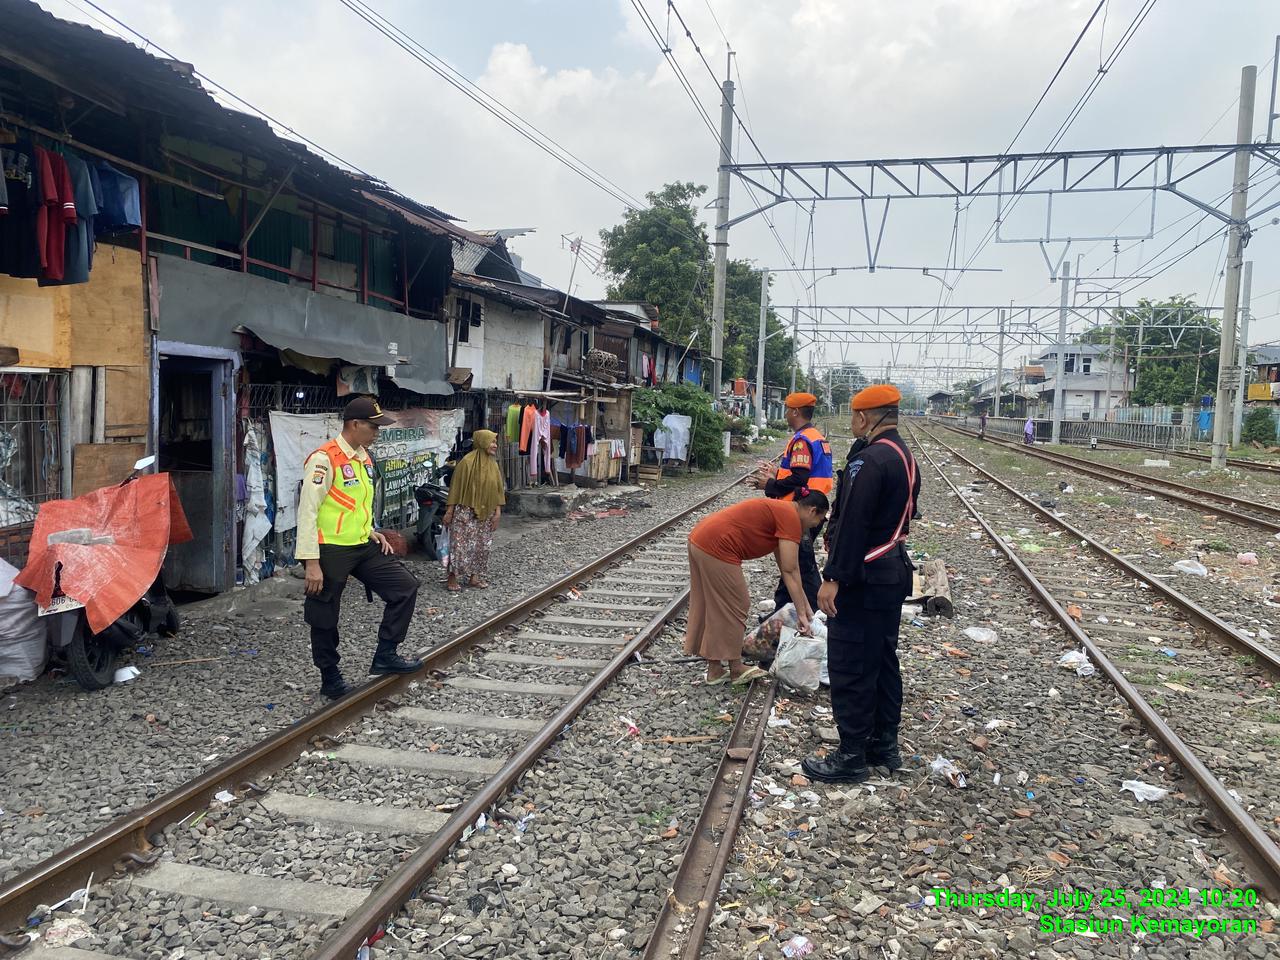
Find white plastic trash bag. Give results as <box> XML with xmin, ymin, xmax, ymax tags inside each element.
<box><xmin>1057</xmin><ymin>648</ymin><xmax>1096</xmax><ymax>677</ymax></box>
<box><xmin>770</xmin><ymin>627</ymin><xmax>825</xmax><ymax>694</ymax></box>
<box><xmin>1121</xmin><ymin>779</ymin><xmax>1170</xmax><ymax>802</ymax></box>
<box><xmin>1171</xmin><ymin>559</ymin><xmax>1208</xmax><ymax>577</ymax></box>
<box><xmin>0</xmin><ymin>559</ymin><xmax>46</xmax><ymax>683</ymax></box>
<box><xmin>963</xmin><ymin>626</ymin><xmax>998</xmax><ymax>644</ymax></box>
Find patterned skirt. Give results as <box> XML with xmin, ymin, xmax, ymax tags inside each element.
<box><xmin>450</xmin><ymin>506</ymin><xmax>494</xmax><ymax>581</ymax></box>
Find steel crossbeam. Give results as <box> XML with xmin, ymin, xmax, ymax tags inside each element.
<box><xmin>724</xmin><ymin>142</ymin><xmax>1280</xmax><ymax>230</ymax></box>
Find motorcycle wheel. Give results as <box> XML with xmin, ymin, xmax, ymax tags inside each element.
<box><xmin>418</xmin><ymin>529</ymin><xmax>439</xmax><ymax>561</ymax></box>
<box><xmin>161</xmin><ymin>604</ymin><xmax>180</xmax><ymax>637</ymax></box>
<box><xmin>67</xmin><ymin>611</ymin><xmax>117</xmax><ymax>691</ymax></box>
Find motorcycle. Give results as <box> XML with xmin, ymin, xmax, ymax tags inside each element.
<box><xmin>17</xmin><ymin>456</ymin><xmax>192</xmax><ymax>691</ymax></box>
<box><xmin>414</xmin><ymin>474</ymin><xmax>451</xmax><ymax>560</ymax></box>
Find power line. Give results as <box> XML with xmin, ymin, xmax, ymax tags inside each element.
<box><xmin>64</xmin><ymin>0</ymin><xmax>372</xmax><ymax>175</ymax></box>
<box><xmin>948</xmin><ymin>0</ymin><xmax>1161</xmax><ymax>292</ymax></box>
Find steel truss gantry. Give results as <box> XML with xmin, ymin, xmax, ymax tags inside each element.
<box><xmin>725</xmin><ymin>143</ymin><xmax>1280</xmax><ymax>232</ymax></box>
<box><xmin>783</xmin><ymin>303</ymin><xmax>1222</xmax><ymax>348</ymax></box>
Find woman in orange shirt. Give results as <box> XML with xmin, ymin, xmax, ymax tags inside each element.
<box><xmin>684</xmin><ymin>489</ymin><xmax>829</xmax><ymax>685</ymax></box>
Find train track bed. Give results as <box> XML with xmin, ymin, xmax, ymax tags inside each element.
<box><xmin>372</xmin><ymin>570</ymin><xmax>781</xmax><ymax>959</ymax></box>
<box><xmin>11</xmin><ymin>498</ymin><xmax>782</xmax><ymax>959</ymax></box>
<box><xmin>923</xmin><ymin>425</ymin><xmax>1280</xmax><ymax>653</ymax></box>
<box><xmin>702</xmin><ymin>432</ymin><xmax>1280</xmax><ymax>960</ymax></box>
<box><xmin>0</xmin><ymin>448</ymin><xmax>776</xmax><ymax>887</ymax></box>
<box><xmin>966</xmin><ymin>427</ymin><xmax>1280</xmax><ymax>511</ymax></box>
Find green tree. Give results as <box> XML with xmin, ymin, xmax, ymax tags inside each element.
<box><xmin>599</xmin><ymin>183</ymin><xmax>796</xmax><ymax>391</ymax></box>
<box><xmin>600</xmin><ymin>182</ymin><xmax>710</xmax><ymax>343</ymax></box>
<box><xmin>1243</xmin><ymin>407</ymin><xmax>1277</xmax><ymax>445</ymax></box>
<box><xmin>1078</xmin><ymin>297</ymin><xmax>1218</xmax><ymax>406</ymax></box>
<box><xmin>631</xmin><ymin>382</ymin><xmax>729</xmax><ymax>470</ymax></box>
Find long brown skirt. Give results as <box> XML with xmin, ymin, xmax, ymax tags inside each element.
<box><xmin>683</xmin><ymin>541</ymin><xmax>751</xmax><ymax>661</ymax></box>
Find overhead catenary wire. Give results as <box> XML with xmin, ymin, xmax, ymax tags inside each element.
<box><xmin>62</xmin><ymin>0</ymin><xmax>372</xmax><ymax>175</ymax></box>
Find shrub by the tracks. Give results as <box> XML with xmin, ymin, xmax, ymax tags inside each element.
<box><xmin>633</xmin><ymin>382</ymin><xmax>729</xmax><ymax>471</ymax></box>
<box><xmin>1243</xmin><ymin>407</ymin><xmax>1277</xmax><ymax>445</ymax></box>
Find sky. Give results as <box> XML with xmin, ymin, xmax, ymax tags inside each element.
<box><xmin>38</xmin><ymin>0</ymin><xmax>1280</xmax><ymax>392</ymax></box>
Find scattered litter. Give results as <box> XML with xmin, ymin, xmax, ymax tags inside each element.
<box><xmin>1096</xmin><ymin>615</ymin><xmax>1110</xmax><ymax>624</ymax></box>
<box><xmin>1016</xmin><ymin>771</ymin><xmax>1029</xmax><ymax>786</ymax></box>
<box><xmin>1160</xmin><ymin>648</ymin><xmax>1178</xmax><ymax>659</ymax></box>
<box><xmin>1171</xmin><ymin>559</ymin><xmax>1208</xmax><ymax>577</ymax></box>
<box><xmin>1238</xmin><ymin>552</ymin><xmax>1259</xmax><ymax>566</ymax></box>
<box><xmin>929</xmin><ymin>756</ymin><xmax>967</xmax><ymax>789</ymax></box>
<box><xmin>853</xmin><ymin>893</ymin><xmax>887</xmax><ymax>916</ymax></box>
<box><xmin>1143</xmin><ymin>459</ymin><xmax>1171</xmax><ymax>468</ymax></box>
<box><xmin>1121</xmin><ymin>780</ymin><xmax>1171</xmax><ymax>803</ymax></box>
<box><xmin>771</xmin><ymin>628</ymin><xmax>825</xmax><ymax>694</ymax></box>
<box><xmin>962</xmin><ymin>627</ymin><xmax>997</xmax><ymax>644</ymax></box>
<box><xmin>40</xmin><ymin>917</ymin><xmax>92</xmax><ymax>947</ymax></box>
<box><xmin>1060</xmin><ymin>484</ymin><xmax>1075</xmax><ymax>494</ymax></box>
<box><xmin>984</xmin><ymin>718</ymin><xmax>1014</xmax><ymax>732</ymax></box>
<box><xmin>213</xmin><ymin>790</ymin><xmax>235</xmax><ymax>804</ymax></box>
<box><xmin>969</xmin><ymin>532</ymin><xmax>982</xmax><ymax>540</ymax></box>
<box><xmin>960</xmin><ymin>705</ymin><xmax>978</xmax><ymax>717</ymax></box>
<box><xmin>1056</xmin><ymin>649</ymin><xmax>1096</xmax><ymax>677</ymax></box>
<box><xmin>112</xmin><ymin>665</ymin><xmax>140</xmax><ymax>684</ymax></box>
<box><xmin>757</xmin><ymin>599</ymin><xmax>777</xmax><ymax>615</ymax></box>
<box><xmin>782</xmin><ymin>935</ymin><xmax>815</xmax><ymax>957</ymax></box>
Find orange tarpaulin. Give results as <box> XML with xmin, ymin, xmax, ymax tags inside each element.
<box><xmin>17</xmin><ymin>474</ymin><xmax>192</xmax><ymax>634</ymax></box>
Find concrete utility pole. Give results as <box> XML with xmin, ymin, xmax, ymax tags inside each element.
<box><xmin>755</xmin><ymin>268</ymin><xmax>769</xmax><ymax>430</ymax></box>
<box><xmin>1051</xmin><ymin>261</ymin><xmax>1070</xmax><ymax>444</ymax></box>
<box><xmin>790</xmin><ymin>306</ymin><xmax>798</xmax><ymax>394</ymax></box>
<box><xmin>1105</xmin><ymin>319</ymin><xmax>1117</xmax><ymax>418</ymax></box>
<box><xmin>994</xmin><ymin>308</ymin><xmax>1005</xmax><ymax>418</ymax></box>
<box><xmin>1232</xmin><ymin>260</ymin><xmax>1255</xmax><ymax>445</ymax></box>
<box><xmin>709</xmin><ymin>78</ymin><xmax>735</xmax><ymax>405</ymax></box>
<box><xmin>1212</xmin><ymin>65</ymin><xmax>1257</xmax><ymax>469</ymax></box>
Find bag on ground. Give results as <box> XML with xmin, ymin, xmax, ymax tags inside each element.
<box><xmin>770</xmin><ymin>627</ymin><xmax>825</xmax><ymax>694</ymax></box>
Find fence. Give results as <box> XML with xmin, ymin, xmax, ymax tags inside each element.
<box><xmin>0</xmin><ymin>371</ymin><xmax>67</xmax><ymax>567</ymax></box>
<box><xmin>939</xmin><ymin>414</ymin><xmax>1194</xmax><ymax>450</ymax></box>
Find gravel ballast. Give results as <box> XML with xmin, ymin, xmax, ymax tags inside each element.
<box><xmin>0</xmin><ymin>449</ymin><xmax>770</xmax><ymax>886</ymax></box>
<box><xmin>702</xmin><ymin>424</ymin><xmax>1280</xmax><ymax>960</ymax></box>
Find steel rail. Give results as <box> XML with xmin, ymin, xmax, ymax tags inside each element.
<box><xmin>0</xmin><ymin>466</ymin><xmax>760</xmax><ymax>937</ymax></box>
<box><xmin>910</xmin><ymin>425</ymin><xmax>1280</xmax><ymax>676</ymax></box>
<box><xmin>907</xmin><ymin>425</ymin><xmax>1280</xmax><ymax>895</ymax></box>
<box><xmin>641</xmin><ymin>679</ymin><xmax>776</xmax><ymax>960</ymax></box>
<box><xmin>937</xmin><ymin>422</ymin><xmax>1280</xmax><ymax>532</ymax></box>
<box><xmin>1099</xmin><ymin>436</ymin><xmax>1280</xmax><ymax>476</ymax></box>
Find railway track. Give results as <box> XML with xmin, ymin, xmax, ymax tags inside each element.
<box><xmin>1097</xmin><ymin>435</ymin><xmax>1280</xmax><ymax>476</ymax></box>
<box><xmin>907</xmin><ymin>423</ymin><xmax>1280</xmax><ymax>894</ymax></box>
<box><xmin>934</xmin><ymin>420</ymin><xmax>1280</xmax><ymax>533</ymax></box>
<box><xmin>1</xmin><ymin>470</ymin><xmax>774</xmax><ymax>959</ymax></box>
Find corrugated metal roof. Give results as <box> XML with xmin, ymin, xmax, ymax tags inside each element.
<box><xmin>0</xmin><ymin>0</ymin><xmax>465</xmax><ymax>245</ymax></box>
<box><xmin>452</xmin><ymin>240</ymin><xmax>491</xmax><ymax>275</ymax></box>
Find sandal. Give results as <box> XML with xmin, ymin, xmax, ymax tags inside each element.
<box><xmin>445</xmin><ymin>579</ymin><xmax>463</xmax><ymax>593</ymax></box>
<box><xmin>703</xmin><ymin>673</ymin><xmax>730</xmax><ymax>686</ymax></box>
<box><xmin>469</xmin><ymin>579</ymin><xmax>489</xmax><ymax>589</ymax></box>
<box><xmin>731</xmin><ymin>665</ymin><xmax>768</xmax><ymax>686</ymax></box>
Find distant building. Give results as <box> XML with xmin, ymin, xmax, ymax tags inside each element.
<box><xmin>926</xmin><ymin>391</ymin><xmax>954</xmax><ymax>414</ymax></box>
<box><xmin>1031</xmin><ymin>344</ymin><xmax>1133</xmax><ymax>419</ymax></box>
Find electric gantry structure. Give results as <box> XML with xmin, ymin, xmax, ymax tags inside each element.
<box><xmin>714</xmin><ymin>61</ymin><xmax>1280</xmax><ymax>467</ymax></box>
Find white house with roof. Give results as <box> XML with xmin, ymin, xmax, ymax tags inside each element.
<box><xmin>1032</xmin><ymin>343</ymin><xmax>1134</xmax><ymax>418</ymax></box>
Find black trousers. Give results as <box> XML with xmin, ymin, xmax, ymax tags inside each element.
<box><xmin>304</xmin><ymin>541</ymin><xmax>420</xmax><ymax>674</ymax></box>
<box><xmin>773</xmin><ymin>531</ymin><xmax>822</xmax><ymax>613</ymax></box>
<box><xmin>826</xmin><ymin>549</ymin><xmax>911</xmax><ymax>750</ymax></box>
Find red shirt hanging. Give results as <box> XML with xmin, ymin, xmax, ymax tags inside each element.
<box><xmin>34</xmin><ymin>147</ymin><xmax>77</xmax><ymax>281</ymax></box>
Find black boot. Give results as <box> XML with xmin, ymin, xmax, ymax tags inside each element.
<box><xmin>866</xmin><ymin>727</ymin><xmax>903</xmax><ymax>771</ymax></box>
<box><xmin>369</xmin><ymin>651</ymin><xmax>423</xmax><ymax>676</ymax></box>
<box><xmin>802</xmin><ymin>744</ymin><xmax>871</xmax><ymax>784</ymax></box>
<box><xmin>319</xmin><ymin>669</ymin><xmax>355</xmax><ymax>700</ymax></box>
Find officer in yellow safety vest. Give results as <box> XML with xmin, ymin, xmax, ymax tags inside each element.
<box><xmin>297</xmin><ymin>397</ymin><xmax>422</xmax><ymax>699</ymax></box>
<box><xmin>751</xmin><ymin>391</ymin><xmax>834</xmax><ymax>612</ymax></box>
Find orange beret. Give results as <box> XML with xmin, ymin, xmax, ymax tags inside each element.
<box><xmin>851</xmin><ymin>384</ymin><xmax>902</xmax><ymax>410</ymax></box>
<box><xmin>785</xmin><ymin>392</ymin><xmax>817</xmax><ymax>409</ymax></box>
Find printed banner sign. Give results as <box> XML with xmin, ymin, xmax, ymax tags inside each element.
<box><xmin>269</xmin><ymin>408</ymin><xmax>463</xmax><ymax>531</ymax></box>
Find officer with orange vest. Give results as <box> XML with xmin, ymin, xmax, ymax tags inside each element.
<box><xmin>803</xmin><ymin>384</ymin><xmax>920</xmax><ymax>784</ymax></box>
<box><xmin>296</xmin><ymin>397</ymin><xmax>422</xmax><ymax>699</ymax></box>
<box><xmin>751</xmin><ymin>391</ymin><xmax>833</xmax><ymax>611</ymax></box>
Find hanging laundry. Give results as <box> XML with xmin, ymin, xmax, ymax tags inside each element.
<box><xmin>95</xmin><ymin>161</ymin><xmax>141</xmax><ymax>233</ymax></box>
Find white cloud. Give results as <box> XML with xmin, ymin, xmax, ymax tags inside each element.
<box><xmin>39</xmin><ymin>0</ymin><xmax>1280</xmax><ymax>387</ymax></box>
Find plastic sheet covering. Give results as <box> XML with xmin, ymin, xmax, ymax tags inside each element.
<box><xmin>0</xmin><ymin>558</ymin><xmax>45</xmax><ymax>682</ymax></box>
<box><xmin>241</xmin><ymin>425</ymin><xmax>272</xmax><ymax>584</ymax></box>
<box><xmin>16</xmin><ymin>474</ymin><xmax>193</xmax><ymax>634</ymax></box>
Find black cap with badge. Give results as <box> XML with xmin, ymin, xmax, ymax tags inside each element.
<box><xmin>342</xmin><ymin>396</ymin><xmax>396</xmax><ymax>425</ymax></box>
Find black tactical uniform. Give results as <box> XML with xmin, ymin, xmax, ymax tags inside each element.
<box><xmin>804</xmin><ymin>428</ymin><xmax>920</xmax><ymax>781</ymax></box>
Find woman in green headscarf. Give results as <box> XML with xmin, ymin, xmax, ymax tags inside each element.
<box><xmin>443</xmin><ymin>429</ymin><xmax>506</xmax><ymax>591</ymax></box>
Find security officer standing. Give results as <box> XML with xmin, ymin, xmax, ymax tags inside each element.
<box><xmin>750</xmin><ymin>391</ymin><xmax>833</xmax><ymax>612</ymax></box>
<box><xmin>803</xmin><ymin>384</ymin><xmax>920</xmax><ymax>783</ymax></box>
<box><xmin>296</xmin><ymin>397</ymin><xmax>423</xmax><ymax>699</ymax></box>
